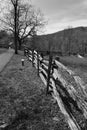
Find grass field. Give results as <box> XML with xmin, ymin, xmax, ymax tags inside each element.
<box><xmin>43</xmin><ymin>54</ymin><xmax>87</xmax><ymax>85</ymax></box>
<box><xmin>1</xmin><ymin>51</ymin><xmax>87</xmax><ymax>130</ymax></box>
<box><xmin>60</xmin><ymin>55</ymin><xmax>87</xmax><ymax>68</ymax></box>
<box><xmin>60</xmin><ymin>55</ymin><xmax>87</xmax><ymax>84</ymax></box>
<box><xmin>0</xmin><ymin>52</ymin><xmax>70</xmax><ymax>130</ymax></box>
<box><xmin>0</xmin><ymin>48</ymin><xmax>7</xmax><ymax>54</ymax></box>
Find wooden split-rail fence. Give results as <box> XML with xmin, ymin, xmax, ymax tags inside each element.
<box><xmin>24</xmin><ymin>48</ymin><xmax>87</xmax><ymax>130</ymax></box>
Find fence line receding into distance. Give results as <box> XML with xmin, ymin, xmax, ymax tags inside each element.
<box><xmin>24</xmin><ymin>48</ymin><xmax>87</xmax><ymax>130</ymax></box>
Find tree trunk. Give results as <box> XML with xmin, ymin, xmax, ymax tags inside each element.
<box><xmin>14</xmin><ymin>2</ymin><xmax>18</xmax><ymax>54</ymax></box>
<box><xmin>18</xmin><ymin>39</ymin><xmax>22</xmax><ymax>50</ymax></box>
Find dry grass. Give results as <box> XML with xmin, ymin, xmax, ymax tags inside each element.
<box><xmin>0</xmin><ymin>48</ymin><xmax>7</xmax><ymax>54</ymax></box>
<box><xmin>60</xmin><ymin>55</ymin><xmax>87</xmax><ymax>68</ymax></box>
<box><xmin>60</xmin><ymin>55</ymin><xmax>87</xmax><ymax>92</ymax></box>
<box><xmin>0</xmin><ymin>52</ymin><xmax>70</xmax><ymax>130</ymax></box>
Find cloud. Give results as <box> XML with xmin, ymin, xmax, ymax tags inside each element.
<box><xmin>32</xmin><ymin>0</ymin><xmax>84</xmax><ymax>15</ymax></box>
<box><xmin>45</xmin><ymin>19</ymin><xmax>87</xmax><ymax>34</ymax></box>
<box><xmin>32</xmin><ymin>0</ymin><xmax>87</xmax><ymax>32</ymax></box>
<box><xmin>1</xmin><ymin>0</ymin><xmax>87</xmax><ymax>34</ymax></box>
<box><xmin>48</xmin><ymin>0</ymin><xmax>87</xmax><ymax>22</ymax></box>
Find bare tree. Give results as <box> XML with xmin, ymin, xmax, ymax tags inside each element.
<box><xmin>0</xmin><ymin>0</ymin><xmax>45</xmax><ymax>53</ymax></box>
<box><xmin>11</xmin><ymin>0</ymin><xmax>18</xmax><ymax>54</ymax></box>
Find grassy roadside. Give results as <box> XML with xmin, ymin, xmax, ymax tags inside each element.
<box><xmin>60</xmin><ymin>55</ymin><xmax>87</xmax><ymax>68</ymax></box>
<box><xmin>60</xmin><ymin>56</ymin><xmax>87</xmax><ymax>85</ymax></box>
<box><xmin>0</xmin><ymin>52</ymin><xmax>70</xmax><ymax>130</ymax></box>
<box><xmin>0</xmin><ymin>48</ymin><xmax>8</xmax><ymax>54</ymax></box>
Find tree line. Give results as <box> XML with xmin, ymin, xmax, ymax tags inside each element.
<box><xmin>32</xmin><ymin>27</ymin><xmax>87</xmax><ymax>56</ymax></box>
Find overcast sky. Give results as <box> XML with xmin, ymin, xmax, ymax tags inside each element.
<box><xmin>31</xmin><ymin>0</ymin><xmax>87</xmax><ymax>34</ymax></box>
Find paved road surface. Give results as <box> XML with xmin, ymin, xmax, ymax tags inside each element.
<box><xmin>0</xmin><ymin>49</ymin><xmax>14</xmax><ymax>72</ymax></box>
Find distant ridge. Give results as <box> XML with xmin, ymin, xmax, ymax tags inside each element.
<box><xmin>30</xmin><ymin>26</ymin><xmax>87</xmax><ymax>55</ymax></box>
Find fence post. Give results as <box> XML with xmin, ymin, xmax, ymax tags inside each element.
<box><xmin>24</xmin><ymin>48</ymin><xmax>27</xmax><ymax>56</ymax></box>
<box><xmin>46</xmin><ymin>53</ymin><xmax>53</xmax><ymax>95</ymax></box>
<box><xmin>37</xmin><ymin>51</ymin><xmax>39</xmax><ymax>76</ymax></box>
<box><xmin>32</xmin><ymin>49</ymin><xmax>34</xmax><ymax>67</ymax></box>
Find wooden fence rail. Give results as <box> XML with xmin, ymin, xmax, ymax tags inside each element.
<box><xmin>24</xmin><ymin>48</ymin><xmax>87</xmax><ymax>130</ymax></box>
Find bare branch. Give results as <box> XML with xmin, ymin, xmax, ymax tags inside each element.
<box><xmin>11</xmin><ymin>0</ymin><xmax>15</xmax><ymax>5</ymax></box>
<box><xmin>0</xmin><ymin>0</ymin><xmax>46</xmax><ymax>51</ymax></box>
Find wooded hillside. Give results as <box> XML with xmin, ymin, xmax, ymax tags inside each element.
<box><xmin>0</xmin><ymin>30</ymin><xmax>11</xmax><ymax>48</ymax></box>
<box><xmin>29</xmin><ymin>26</ymin><xmax>87</xmax><ymax>56</ymax></box>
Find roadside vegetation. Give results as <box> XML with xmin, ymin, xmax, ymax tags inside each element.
<box><xmin>60</xmin><ymin>55</ymin><xmax>87</xmax><ymax>86</ymax></box>
<box><xmin>60</xmin><ymin>55</ymin><xmax>87</xmax><ymax>68</ymax></box>
<box><xmin>0</xmin><ymin>48</ymin><xmax>8</xmax><ymax>54</ymax></box>
<box><xmin>0</xmin><ymin>52</ymin><xmax>70</xmax><ymax>130</ymax></box>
